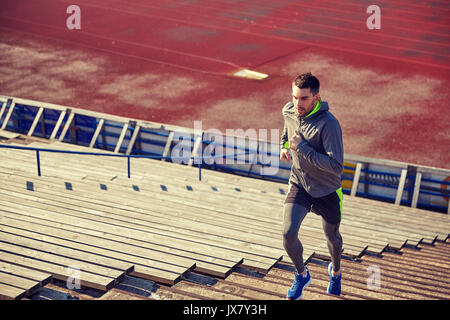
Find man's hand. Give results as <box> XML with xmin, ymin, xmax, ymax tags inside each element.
<box><xmin>289</xmin><ymin>130</ymin><xmax>303</xmax><ymax>151</ymax></box>
<box><xmin>280</xmin><ymin>148</ymin><xmax>291</xmax><ymax>162</ymax></box>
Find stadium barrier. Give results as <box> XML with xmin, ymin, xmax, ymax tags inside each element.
<box><xmin>1</xmin><ymin>95</ymin><xmax>449</xmax><ymax>214</ymax></box>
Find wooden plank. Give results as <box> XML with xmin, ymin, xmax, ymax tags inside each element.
<box><xmin>0</xmin><ymin>209</ymin><xmax>232</xmax><ymax>274</ymax></box>
<box><xmin>0</xmin><ymin>261</ymin><xmax>52</xmax><ymax>285</ymax></box>
<box><xmin>411</xmin><ymin>172</ymin><xmax>422</xmax><ymax>208</ymax></box>
<box><xmin>0</xmin><ymin>100</ymin><xmax>7</xmax><ymax>126</ymax></box>
<box><xmin>2</xmin><ymin>150</ymin><xmax>446</xmax><ymax>258</ymax></box>
<box><xmin>89</xmin><ymin>119</ymin><xmax>104</xmax><ymax>148</ymax></box>
<box><xmin>58</xmin><ymin>112</ymin><xmax>74</xmax><ymax>142</ymax></box>
<box><xmin>0</xmin><ymin>272</ymin><xmax>41</xmax><ymax>295</ymax></box>
<box><xmin>342</xmin><ymin>206</ymin><xmax>425</xmax><ymax>245</ymax></box>
<box><xmin>395</xmin><ymin>168</ymin><xmax>408</xmax><ymax>205</ymax></box>
<box><xmin>0</xmin><ymin>225</ymin><xmax>183</xmax><ymax>285</ymax></box>
<box><xmin>126</xmin><ymin>125</ymin><xmax>140</xmax><ymax>155</ymax></box>
<box><xmin>3</xmin><ymin>140</ymin><xmax>288</xmax><ymax>197</ymax></box>
<box><xmin>0</xmin><ymin>172</ymin><xmax>285</xmax><ymax>253</ymax></box>
<box><xmin>2</xmin><ymin>162</ymin><xmax>446</xmax><ymax>250</ymax></box>
<box><xmin>0</xmin><ymin>283</ymin><xmax>26</xmax><ymax>300</ymax></box>
<box><xmin>0</xmin><ymin>213</ymin><xmax>226</xmax><ymax>283</ymax></box>
<box><xmin>0</xmin><ymin>221</ymin><xmax>194</xmax><ymax>279</ymax></box>
<box><xmin>0</xmin><ymin>129</ymin><xmax>20</xmax><ymax>139</ymax></box>
<box><xmin>8</xmin><ymin>156</ymin><xmax>284</xmax><ymax>225</ymax></box>
<box><xmin>0</xmin><ymin>231</ymin><xmax>135</xmax><ymax>275</ymax></box>
<box><xmin>0</xmin><ymin>191</ymin><xmax>275</xmax><ymax>273</ymax></box>
<box><xmin>350</xmin><ymin>162</ymin><xmax>362</xmax><ymax>197</ymax></box>
<box><xmin>0</xmin><ymin>101</ymin><xmax>15</xmax><ymax>130</ymax></box>
<box><xmin>6</xmin><ymin>207</ymin><xmax>268</xmax><ymax>276</ymax></box>
<box><xmin>343</xmin><ymin>205</ymin><xmax>443</xmax><ymax>244</ymax></box>
<box><xmin>6</xmin><ymin>158</ymin><xmax>446</xmax><ymax>250</ymax></box>
<box><xmin>162</xmin><ymin>131</ymin><xmax>174</xmax><ymax>161</ymax></box>
<box><xmin>0</xmin><ymin>250</ymin><xmax>115</xmax><ymax>291</ymax></box>
<box><xmin>0</xmin><ymin>167</ymin><xmax>282</xmax><ymax>239</ymax></box>
<box><xmin>345</xmin><ymin>197</ymin><xmax>449</xmax><ymax>234</ymax></box>
<box><xmin>0</xmin><ymin>202</ymin><xmax>239</xmax><ymax>279</ymax></box>
<box><xmin>0</xmin><ymin>179</ymin><xmax>436</xmax><ymax>264</ymax></box>
<box><xmin>114</xmin><ymin>123</ymin><xmax>128</xmax><ymax>153</ymax></box>
<box><xmin>0</xmin><ymin>168</ymin><xmax>433</xmax><ymax>258</ymax></box>
<box><xmin>344</xmin><ymin>199</ymin><xmax>435</xmax><ymax>233</ymax></box>
<box><xmin>0</xmin><ymin>240</ymin><xmax>125</xmax><ymax>283</ymax></box>
<box><xmin>345</xmin><ymin>153</ymin><xmax>408</xmax><ymax>169</ymax></box>
<box><xmin>0</xmin><ymin>185</ymin><xmax>284</xmax><ymax>263</ymax></box>
<box><xmin>27</xmin><ymin>107</ymin><xmax>44</xmax><ymax>137</ymax></box>
<box><xmin>1</xmin><ymin>150</ymin><xmax>285</xmax><ymax>214</ymax></box>
<box><xmin>49</xmin><ymin>110</ymin><xmax>67</xmax><ymax>140</ymax></box>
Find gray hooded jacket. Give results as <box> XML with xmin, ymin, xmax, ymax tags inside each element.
<box><xmin>280</xmin><ymin>100</ymin><xmax>343</xmax><ymax>198</ymax></box>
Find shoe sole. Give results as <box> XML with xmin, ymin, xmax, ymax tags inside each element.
<box><xmin>286</xmin><ymin>278</ymin><xmax>311</xmax><ymax>300</ymax></box>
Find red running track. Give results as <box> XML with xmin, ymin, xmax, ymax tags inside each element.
<box><xmin>0</xmin><ymin>0</ymin><xmax>449</xmax><ymax>168</ymax></box>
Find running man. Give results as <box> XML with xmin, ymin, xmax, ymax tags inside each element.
<box><xmin>280</xmin><ymin>72</ymin><xmax>344</xmax><ymax>299</ymax></box>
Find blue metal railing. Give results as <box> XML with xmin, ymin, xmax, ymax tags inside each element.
<box><xmin>0</xmin><ymin>144</ymin><xmax>259</xmax><ymax>182</ymax></box>
<box><xmin>0</xmin><ymin>144</ymin><xmax>203</xmax><ymax>180</ymax></box>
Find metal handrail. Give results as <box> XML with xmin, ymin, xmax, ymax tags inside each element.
<box><xmin>0</xmin><ymin>144</ymin><xmax>253</xmax><ymax>181</ymax></box>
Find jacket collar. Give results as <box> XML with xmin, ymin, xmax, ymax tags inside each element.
<box><xmin>304</xmin><ymin>99</ymin><xmax>322</xmax><ymax>118</ymax></box>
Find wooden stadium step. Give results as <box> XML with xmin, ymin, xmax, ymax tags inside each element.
<box><xmin>2</xmin><ymin>166</ymin><xmax>444</xmax><ymax>269</ymax></box>
<box><xmin>0</xmin><ymin>165</ymin><xmax>442</xmax><ymax>258</ymax></box>
<box><xmin>340</xmin><ymin>247</ymin><xmax>450</xmax><ymax>299</ymax></box>
<box><xmin>0</xmin><ymin>171</ymin><xmax>284</xmax><ymax>272</ymax></box>
<box><xmin>0</xmin><ymin>223</ymin><xmax>192</xmax><ymax>280</ymax></box>
<box><xmin>0</xmin><ymin>272</ymin><xmax>42</xmax><ymax>297</ymax></box>
<box><xmin>0</xmin><ymin>214</ymin><xmax>221</xmax><ymax>282</ymax></box>
<box><xmin>0</xmin><ymin>182</ymin><xmax>277</xmax><ymax>273</ymax></box>
<box><xmin>0</xmin><ymin>248</ymin><xmax>118</xmax><ymax>292</ymax></box>
<box><xmin>175</xmin><ymin>272</ymin><xmax>284</xmax><ymax>300</ymax></box>
<box><xmin>0</xmin><ymin>158</ymin><xmax>286</xmax><ymax>229</ymax></box>
<box><xmin>0</xmin><ymin>141</ymin><xmax>288</xmax><ymax>200</ymax></box>
<box><xmin>0</xmin><ymin>261</ymin><xmax>52</xmax><ymax>287</ymax></box>
<box><xmin>3</xmin><ymin>142</ymin><xmax>446</xmax><ymax>245</ymax></box>
<box><xmin>0</xmin><ymin>283</ymin><xmax>27</xmax><ymax>300</ymax></box>
<box><xmin>0</xmin><ymin>169</ymin><xmax>392</xmax><ymax>257</ymax></box>
<box><xmin>0</xmin><ymin>152</ymin><xmax>285</xmax><ymax>222</ymax></box>
<box><xmin>223</xmin><ymin>268</ymin><xmax>342</xmax><ymax>300</ymax></box>
<box><xmin>4</xmin><ymin>147</ymin><xmax>446</xmax><ymax>250</ymax></box>
<box><xmin>0</xmin><ymin>261</ymin><xmax>51</xmax><ymax>300</ymax></box>
<box><xmin>2</xmin><ymin>140</ymin><xmax>449</xmax><ymax>300</ymax></box>
<box><xmin>345</xmin><ymin>199</ymin><xmax>449</xmax><ymax>243</ymax></box>
<box><xmin>0</xmin><ymin>203</ymin><xmax>230</xmax><ymax>283</ymax></box>
<box><xmin>0</xmin><ymin>168</ymin><xmax>388</xmax><ymax>257</ymax></box>
<box><xmin>0</xmin><ymin>174</ymin><xmax>298</xmax><ymax>272</ymax></box>
<box><xmin>0</xmin><ymin>167</ymin><xmax>283</xmax><ymax>237</ymax></box>
<box><xmin>0</xmin><ymin>230</ymin><xmax>135</xmax><ymax>275</ymax></box>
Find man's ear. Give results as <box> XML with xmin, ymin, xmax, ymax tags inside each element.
<box><xmin>315</xmin><ymin>94</ymin><xmax>321</xmax><ymax>103</ymax></box>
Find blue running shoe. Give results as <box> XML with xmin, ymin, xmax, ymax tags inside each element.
<box><xmin>286</xmin><ymin>267</ymin><xmax>311</xmax><ymax>300</ymax></box>
<box><xmin>327</xmin><ymin>262</ymin><xmax>341</xmax><ymax>296</ymax></box>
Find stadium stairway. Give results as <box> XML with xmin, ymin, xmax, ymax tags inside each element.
<box><xmin>0</xmin><ymin>133</ymin><xmax>449</xmax><ymax>300</ymax></box>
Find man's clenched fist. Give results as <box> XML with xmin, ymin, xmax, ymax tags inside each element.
<box><xmin>289</xmin><ymin>130</ymin><xmax>303</xmax><ymax>151</ymax></box>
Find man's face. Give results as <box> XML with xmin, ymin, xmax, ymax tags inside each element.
<box><xmin>292</xmin><ymin>85</ymin><xmax>319</xmax><ymax>117</ymax></box>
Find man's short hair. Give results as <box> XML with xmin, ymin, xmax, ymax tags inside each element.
<box><xmin>293</xmin><ymin>73</ymin><xmax>320</xmax><ymax>95</ymax></box>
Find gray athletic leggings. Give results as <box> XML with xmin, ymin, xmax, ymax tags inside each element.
<box><xmin>283</xmin><ymin>203</ymin><xmax>343</xmax><ymax>274</ymax></box>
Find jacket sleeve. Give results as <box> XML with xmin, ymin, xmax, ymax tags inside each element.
<box><xmin>295</xmin><ymin>119</ymin><xmax>344</xmax><ymax>175</ymax></box>
<box><xmin>280</xmin><ymin>120</ymin><xmax>289</xmax><ymax>149</ymax></box>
